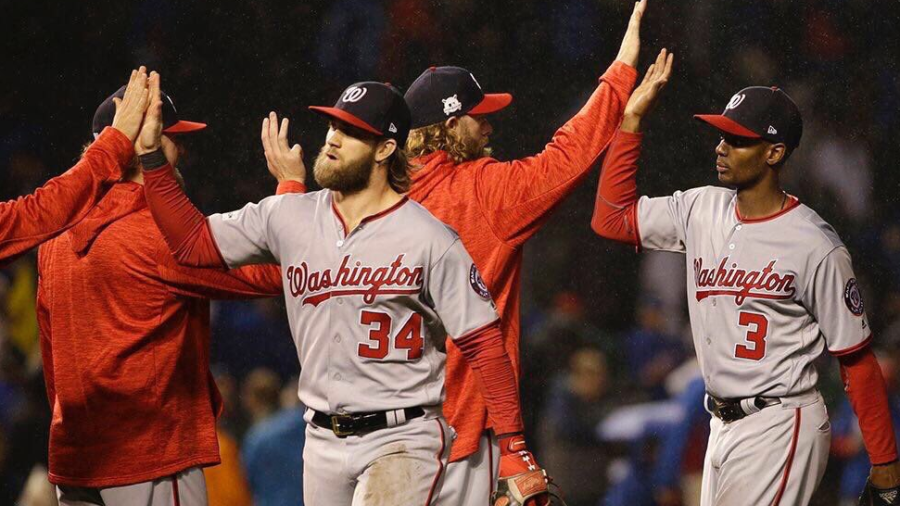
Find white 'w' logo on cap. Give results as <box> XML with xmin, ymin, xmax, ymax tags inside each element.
<box><xmin>342</xmin><ymin>86</ymin><xmax>368</xmax><ymax>103</ymax></box>
<box><xmin>726</xmin><ymin>93</ymin><xmax>746</xmax><ymax>110</ymax></box>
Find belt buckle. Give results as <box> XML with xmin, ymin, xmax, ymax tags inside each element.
<box><xmin>331</xmin><ymin>414</ymin><xmax>356</xmax><ymax>437</ymax></box>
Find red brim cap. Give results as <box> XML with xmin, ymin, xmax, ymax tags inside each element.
<box><xmin>308</xmin><ymin>106</ymin><xmax>383</xmax><ymax>136</ymax></box>
<box><xmin>693</xmin><ymin>114</ymin><xmax>761</xmax><ymax>138</ymax></box>
<box><xmin>163</xmin><ymin>120</ymin><xmax>208</xmax><ymax>134</ymax></box>
<box><xmin>469</xmin><ymin>93</ymin><xmax>513</xmax><ymax>116</ymax></box>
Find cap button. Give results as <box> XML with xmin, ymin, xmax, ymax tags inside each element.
<box><xmin>429</xmin><ymin>66</ymin><xmax>436</xmax><ymax>72</ymax></box>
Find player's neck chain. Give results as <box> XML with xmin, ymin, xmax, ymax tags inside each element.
<box><xmin>780</xmin><ymin>191</ymin><xmax>787</xmax><ymax>210</ymax></box>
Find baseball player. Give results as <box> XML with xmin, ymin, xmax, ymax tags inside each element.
<box><xmin>591</xmin><ymin>51</ymin><xmax>900</xmax><ymax>505</ymax></box>
<box><xmin>39</xmin><ymin>71</ymin><xmax>303</xmax><ymax>506</ymax></box>
<box><xmin>140</xmin><ymin>78</ymin><xmax>535</xmax><ymax>505</ymax></box>
<box><xmin>401</xmin><ymin>2</ymin><xmax>648</xmax><ymax>503</ymax></box>
<box><xmin>0</xmin><ymin>67</ymin><xmax>151</xmax><ymax>264</ymax></box>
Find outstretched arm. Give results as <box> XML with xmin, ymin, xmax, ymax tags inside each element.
<box><xmin>475</xmin><ymin>2</ymin><xmax>648</xmax><ymax>246</ymax></box>
<box><xmin>838</xmin><ymin>347</ymin><xmax>900</xmax><ymax>491</ymax></box>
<box><xmin>0</xmin><ymin>68</ymin><xmax>150</xmax><ymax>263</ymax></box>
<box><xmin>141</xmin><ymin>74</ymin><xmax>306</xmax><ymax>268</ymax></box>
<box><xmin>591</xmin><ymin>50</ymin><xmax>673</xmax><ymax>247</ymax></box>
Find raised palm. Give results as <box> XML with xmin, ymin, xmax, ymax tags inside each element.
<box><xmin>625</xmin><ymin>48</ymin><xmax>674</xmax><ymax>119</ymax></box>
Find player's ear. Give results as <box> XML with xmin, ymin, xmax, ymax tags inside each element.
<box><xmin>445</xmin><ymin>116</ymin><xmax>459</xmax><ymax>130</ymax></box>
<box><xmin>766</xmin><ymin>143</ymin><xmax>787</xmax><ymax>167</ymax></box>
<box><xmin>375</xmin><ymin>138</ymin><xmax>398</xmax><ymax>165</ymax></box>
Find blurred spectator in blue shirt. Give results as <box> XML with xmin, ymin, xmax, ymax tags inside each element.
<box><xmin>242</xmin><ymin>377</ymin><xmax>305</xmax><ymax>506</ymax></box>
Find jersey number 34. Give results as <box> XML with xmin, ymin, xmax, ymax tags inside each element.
<box><xmin>358</xmin><ymin>310</ymin><xmax>424</xmax><ymax>361</ymax></box>
<box><xmin>734</xmin><ymin>311</ymin><xmax>769</xmax><ymax>361</ymax></box>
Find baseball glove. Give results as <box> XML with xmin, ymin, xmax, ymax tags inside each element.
<box><xmin>491</xmin><ymin>435</ymin><xmax>567</xmax><ymax>506</ymax></box>
<box><xmin>859</xmin><ymin>479</ymin><xmax>900</xmax><ymax>505</ymax></box>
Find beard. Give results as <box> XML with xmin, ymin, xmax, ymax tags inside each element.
<box><xmin>313</xmin><ymin>146</ymin><xmax>376</xmax><ymax>193</ymax></box>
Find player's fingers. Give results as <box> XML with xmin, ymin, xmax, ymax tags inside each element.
<box><xmin>278</xmin><ymin>118</ymin><xmax>291</xmax><ymax>151</ymax></box>
<box><xmin>661</xmin><ymin>52</ymin><xmax>674</xmax><ymax>81</ymax></box>
<box><xmin>261</xmin><ymin>118</ymin><xmax>273</xmax><ymax>154</ymax></box>
<box><xmin>641</xmin><ymin>64</ymin><xmax>655</xmax><ymax>87</ymax></box>
<box><xmin>268</xmin><ymin>111</ymin><xmax>279</xmax><ymax>146</ymax></box>
<box><xmin>124</xmin><ymin>70</ymin><xmax>138</xmax><ymax>96</ymax></box>
<box><xmin>654</xmin><ymin>48</ymin><xmax>666</xmax><ymax>73</ymax></box>
<box><xmin>629</xmin><ymin>0</ymin><xmax>645</xmax><ymax>29</ymax></box>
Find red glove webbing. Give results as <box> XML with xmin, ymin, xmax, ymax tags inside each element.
<box><xmin>838</xmin><ymin>345</ymin><xmax>899</xmax><ymax>465</ymax></box>
<box><xmin>591</xmin><ymin>130</ymin><xmax>642</xmax><ymax>246</ymax></box>
<box><xmin>142</xmin><ymin>164</ymin><xmax>226</xmax><ymax>269</ymax></box>
<box><xmin>454</xmin><ymin>322</ymin><xmax>525</xmax><ymax>437</ymax></box>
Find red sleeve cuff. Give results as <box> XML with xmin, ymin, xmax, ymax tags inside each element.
<box><xmin>276</xmin><ymin>180</ymin><xmax>307</xmax><ymax>195</ymax></box>
<box><xmin>95</xmin><ymin>127</ymin><xmax>135</xmax><ymax>180</ymax></box>
<box><xmin>601</xmin><ymin>60</ymin><xmax>640</xmax><ymax>93</ymax></box>
<box><xmin>830</xmin><ymin>333</ymin><xmax>874</xmax><ymax>357</ymax></box>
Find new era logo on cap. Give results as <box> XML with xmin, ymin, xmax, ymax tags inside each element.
<box><xmin>694</xmin><ymin>86</ymin><xmax>803</xmax><ymax>150</ymax></box>
<box><xmin>309</xmin><ymin>81</ymin><xmax>411</xmax><ymax>146</ymax></box>
<box><xmin>405</xmin><ymin>66</ymin><xmax>513</xmax><ymax>129</ymax></box>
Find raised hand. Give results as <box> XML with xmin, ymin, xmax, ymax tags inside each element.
<box><xmin>615</xmin><ymin>0</ymin><xmax>647</xmax><ymax>69</ymax></box>
<box><xmin>261</xmin><ymin>111</ymin><xmax>306</xmax><ymax>184</ymax></box>
<box><xmin>622</xmin><ymin>48</ymin><xmax>674</xmax><ymax>133</ymax></box>
<box><xmin>111</xmin><ymin>67</ymin><xmax>150</xmax><ymax>142</ymax></box>
<box><xmin>135</xmin><ymin>71</ymin><xmax>164</xmax><ymax>155</ymax></box>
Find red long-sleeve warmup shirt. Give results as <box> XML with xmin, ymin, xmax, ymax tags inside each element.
<box><xmin>0</xmin><ymin>127</ymin><xmax>131</xmax><ymax>264</ymax></box>
<box><xmin>37</xmin><ymin>179</ymin><xmax>300</xmax><ymax>488</ymax></box>
<box><xmin>407</xmin><ymin>60</ymin><xmax>637</xmax><ymax>461</ymax></box>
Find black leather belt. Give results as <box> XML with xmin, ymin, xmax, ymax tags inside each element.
<box><xmin>311</xmin><ymin>407</ymin><xmax>425</xmax><ymax>437</ymax></box>
<box><xmin>706</xmin><ymin>393</ymin><xmax>781</xmax><ymax>423</ymax></box>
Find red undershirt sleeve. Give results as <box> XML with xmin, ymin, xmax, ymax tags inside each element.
<box><xmin>591</xmin><ymin>130</ymin><xmax>642</xmax><ymax>246</ymax></box>
<box><xmin>838</xmin><ymin>345</ymin><xmax>899</xmax><ymax>465</ymax></box>
<box><xmin>142</xmin><ymin>164</ymin><xmax>226</xmax><ymax>269</ymax></box>
<box><xmin>454</xmin><ymin>323</ymin><xmax>524</xmax><ymax>436</ymax></box>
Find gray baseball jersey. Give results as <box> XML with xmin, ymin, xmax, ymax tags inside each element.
<box><xmin>207</xmin><ymin>190</ymin><xmax>499</xmax><ymax>414</ymax></box>
<box><xmin>638</xmin><ymin>186</ymin><xmax>870</xmax><ymax>399</ymax></box>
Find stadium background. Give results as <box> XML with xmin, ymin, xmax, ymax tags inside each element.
<box><xmin>2</xmin><ymin>0</ymin><xmax>900</xmax><ymax>504</ymax></box>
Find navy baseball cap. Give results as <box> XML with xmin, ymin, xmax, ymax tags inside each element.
<box><xmin>404</xmin><ymin>66</ymin><xmax>513</xmax><ymax>129</ymax></box>
<box><xmin>694</xmin><ymin>86</ymin><xmax>803</xmax><ymax>150</ymax></box>
<box><xmin>309</xmin><ymin>82</ymin><xmax>411</xmax><ymax>146</ymax></box>
<box><xmin>92</xmin><ymin>85</ymin><xmax>207</xmax><ymax>137</ymax></box>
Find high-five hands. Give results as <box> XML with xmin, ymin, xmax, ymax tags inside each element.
<box><xmin>111</xmin><ymin>67</ymin><xmax>151</xmax><ymax>142</ymax></box>
<box><xmin>262</xmin><ymin>111</ymin><xmax>306</xmax><ymax>184</ymax></box>
<box><xmin>622</xmin><ymin>48</ymin><xmax>674</xmax><ymax>133</ymax></box>
<box><xmin>135</xmin><ymin>71</ymin><xmax>164</xmax><ymax>156</ymax></box>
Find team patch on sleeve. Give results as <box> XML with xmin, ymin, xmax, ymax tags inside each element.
<box><xmin>844</xmin><ymin>278</ymin><xmax>864</xmax><ymax>316</ymax></box>
<box><xmin>469</xmin><ymin>264</ymin><xmax>491</xmax><ymax>300</ymax></box>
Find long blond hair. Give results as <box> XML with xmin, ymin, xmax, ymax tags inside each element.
<box><xmin>406</xmin><ymin>122</ymin><xmax>491</xmax><ymax>164</ymax></box>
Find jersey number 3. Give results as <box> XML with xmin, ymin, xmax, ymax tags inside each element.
<box><xmin>734</xmin><ymin>311</ymin><xmax>769</xmax><ymax>361</ymax></box>
<box><xmin>358</xmin><ymin>311</ymin><xmax>424</xmax><ymax>361</ymax></box>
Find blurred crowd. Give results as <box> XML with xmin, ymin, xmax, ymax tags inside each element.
<box><xmin>3</xmin><ymin>0</ymin><xmax>900</xmax><ymax>505</ymax></box>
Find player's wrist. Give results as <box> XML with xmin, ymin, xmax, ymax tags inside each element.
<box><xmin>138</xmin><ymin>150</ymin><xmax>168</xmax><ymax>170</ymax></box>
<box><xmin>621</xmin><ymin>113</ymin><xmax>644</xmax><ymax>133</ymax></box>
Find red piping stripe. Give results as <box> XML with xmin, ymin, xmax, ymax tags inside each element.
<box><xmin>172</xmin><ymin>474</ymin><xmax>181</xmax><ymax>506</ymax></box>
<box><xmin>736</xmin><ymin>196</ymin><xmax>801</xmax><ymax>223</ymax></box>
<box><xmin>424</xmin><ymin>419</ymin><xmax>447</xmax><ymax>506</ymax></box>
<box><xmin>331</xmin><ymin>199</ymin><xmax>350</xmax><ymax>236</ymax></box>
<box><xmin>830</xmin><ymin>333</ymin><xmax>873</xmax><ymax>357</ymax></box>
<box><xmin>771</xmin><ymin>408</ymin><xmax>801</xmax><ymax>506</ymax></box>
<box><xmin>361</xmin><ymin>197</ymin><xmax>409</xmax><ymax>225</ymax></box>
<box><xmin>330</xmin><ymin>196</ymin><xmax>409</xmax><ymax>237</ymax></box>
